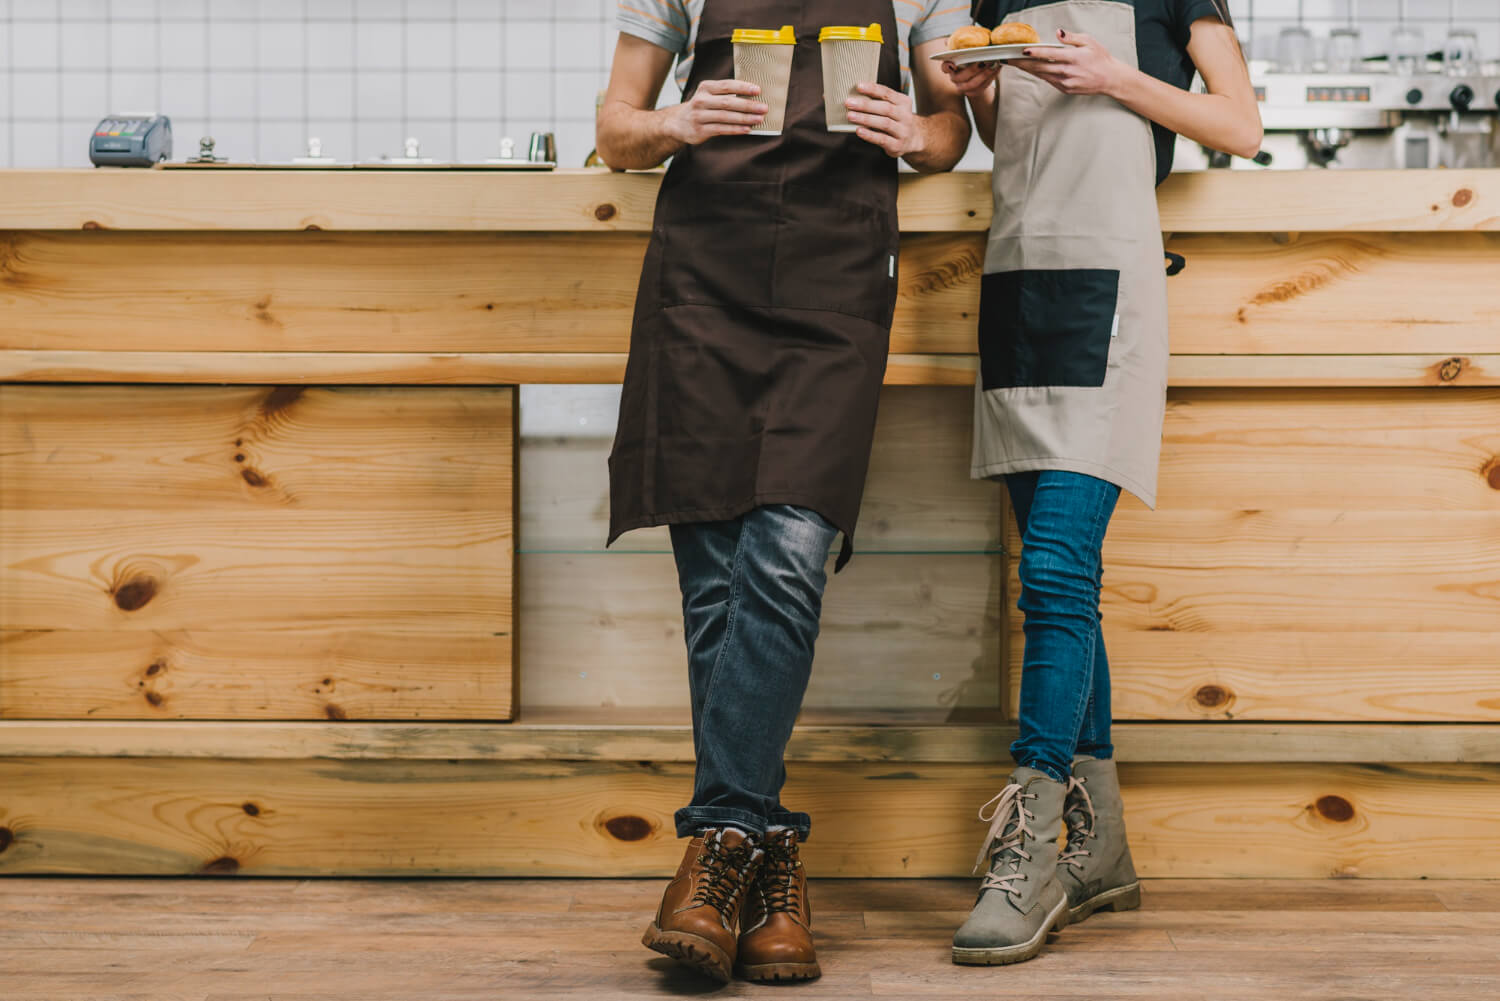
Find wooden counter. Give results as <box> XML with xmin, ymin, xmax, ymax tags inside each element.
<box><xmin>1</xmin><ymin>168</ymin><xmax>1497</xmax><ymax>878</ymax></box>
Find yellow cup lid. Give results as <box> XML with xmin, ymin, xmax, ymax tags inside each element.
<box><xmin>732</xmin><ymin>25</ymin><xmax>796</xmax><ymax>45</ymax></box>
<box><xmin>818</xmin><ymin>23</ymin><xmax>883</xmax><ymax>44</ymax></box>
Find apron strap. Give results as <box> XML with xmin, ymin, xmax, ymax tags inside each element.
<box><xmin>835</xmin><ymin>533</ymin><xmax>854</xmax><ymax>574</ymax></box>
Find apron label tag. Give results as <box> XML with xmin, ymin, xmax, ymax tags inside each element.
<box><xmin>1111</xmin><ymin>313</ymin><xmax>1120</xmax><ymax>339</ymax></box>
<box><xmin>889</xmin><ymin>254</ymin><xmax>896</xmax><ymax>279</ymax></box>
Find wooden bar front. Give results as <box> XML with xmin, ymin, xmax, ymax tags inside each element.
<box><xmin>1</xmin><ymin>168</ymin><xmax>1497</xmax><ymax>878</ymax></box>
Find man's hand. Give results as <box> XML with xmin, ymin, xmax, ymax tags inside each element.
<box><xmin>846</xmin><ymin>82</ymin><xmax>926</xmax><ymax>159</ymax></box>
<box><xmin>1009</xmin><ymin>29</ymin><xmax>1125</xmax><ymax>97</ymax></box>
<box><xmin>665</xmin><ymin>80</ymin><xmax>769</xmax><ymax>145</ymax></box>
<box><xmin>941</xmin><ymin>60</ymin><xmax>1000</xmax><ymax>98</ymax></box>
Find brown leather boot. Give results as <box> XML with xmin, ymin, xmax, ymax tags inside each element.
<box><xmin>736</xmin><ymin>827</ymin><xmax>821</xmax><ymax>982</ymax></box>
<box><xmin>641</xmin><ymin>828</ymin><xmax>762</xmax><ymax>983</ymax></box>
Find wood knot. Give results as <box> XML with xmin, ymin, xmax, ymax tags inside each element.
<box><xmin>202</xmin><ymin>856</ymin><xmax>240</xmax><ymax>874</ymax></box>
<box><xmin>1315</xmin><ymin>795</ymin><xmax>1355</xmax><ymax>822</ymax></box>
<box><xmin>1193</xmin><ymin>684</ymin><xmax>1232</xmax><ymax>709</ymax></box>
<box><xmin>242</xmin><ymin>802</ymin><xmax>261</xmax><ymax>816</ymax></box>
<box><xmin>303</xmin><ymin>223</ymin><xmax>322</xmax><ymax>231</ymax></box>
<box><xmin>602</xmin><ymin>815</ymin><xmax>654</xmax><ymax>842</ymax></box>
<box><xmin>82</xmin><ymin>220</ymin><xmax>106</xmax><ymax>230</ymax></box>
<box><xmin>1483</xmin><ymin>458</ymin><xmax>1500</xmax><ymax>491</ymax></box>
<box><xmin>594</xmin><ymin>203</ymin><xmax>617</xmax><ymax>221</ymax></box>
<box><xmin>145</xmin><ymin>660</ymin><xmax>165</xmax><ymax>677</ymax></box>
<box><xmin>324</xmin><ymin>703</ymin><xmax>347</xmax><ymax>720</ymax></box>
<box><xmin>1452</xmin><ymin>188</ymin><xmax>1474</xmax><ymax>208</ymax></box>
<box><xmin>0</xmin><ymin>826</ymin><xmax>12</xmax><ymax>852</ymax></box>
<box><xmin>1438</xmin><ymin>357</ymin><xmax>1466</xmax><ymax>383</ymax></box>
<box><xmin>113</xmin><ymin>576</ymin><xmax>158</xmax><ymax>611</ymax></box>
<box><xmin>241</xmin><ymin>468</ymin><xmax>269</xmax><ymax>488</ymax></box>
<box><xmin>144</xmin><ymin>690</ymin><xmax>165</xmax><ymax>707</ymax></box>
<box><xmin>260</xmin><ymin>386</ymin><xmax>303</xmax><ymax>416</ymax></box>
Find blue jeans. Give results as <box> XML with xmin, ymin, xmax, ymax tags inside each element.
<box><xmin>669</xmin><ymin>505</ymin><xmax>838</xmax><ymax>840</ymax></box>
<box><xmin>1005</xmin><ymin>470</ymin><xmax>1121</xmax><ymax>783</ymax></box>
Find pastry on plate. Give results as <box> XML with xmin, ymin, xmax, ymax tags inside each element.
<box><xmin>991</xmin><ymin>23</ymin><xmax>1041</xmax><ymax>45</ymax></box>
<box><xmin>948</xmin><ymin>24</ymin><xmax>994</xmax><ymax>49</ymax></box>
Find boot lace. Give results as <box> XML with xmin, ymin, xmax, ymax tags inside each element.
<box><xmin>757</xmin><ymin>831</ymin><xmax>802</xmax><ymax>915</ymax></box>
<box><xmin>1058</xmin><ymin>775</ymin><xmax>1096</xmax><ymax>870</ymax></box>
<box><xmin>972</xmin><ymin>783</ymin><xmax>1036</xmax><ymax>898</ymax></box>
<box><xmin>690</xmin><ymin>831</ymin><xmax>758</xmax><ymax>916</ymax></box>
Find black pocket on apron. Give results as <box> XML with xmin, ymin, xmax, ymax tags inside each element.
<box><xmin>978</xmin><ymin>268</ymin><xmax>1119</xmax><ymax>389</ymax></box>
<box><xmin>658</xmin><ymin>180</ymin><xmax>779</xmax><ymax>308</ymax></box>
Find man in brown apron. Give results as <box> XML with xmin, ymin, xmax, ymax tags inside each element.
<box><xmin>597</xmin><ymin>0</ymin><xmax>970</xmax><ymax>984</ymax></box>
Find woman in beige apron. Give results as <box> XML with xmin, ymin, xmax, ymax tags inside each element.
<box><xmin>942</xmin><ymin>0</ymin><xmax>1261</xmax><ymax>965</ymax></box>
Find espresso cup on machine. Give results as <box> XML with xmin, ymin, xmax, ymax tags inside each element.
<box><xmin>819</xmin><ymin>23</ymin><xmax>884</xmax><ymax>132</ymax></box>
<box><xmin>732</xmin><ymin>25</ymin><xmax>797</xmax><ymax>135</ymax></box>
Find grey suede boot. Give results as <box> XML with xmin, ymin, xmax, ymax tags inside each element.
<box><xmin>1058</xmin><ymin>755</ymin><xmax>1142</xmax><ymax>923</ymax></box>
<box><xmin>952</xmin><ymin>767</ymin><xmax>1070</xmax><ymax>965</ymax></box>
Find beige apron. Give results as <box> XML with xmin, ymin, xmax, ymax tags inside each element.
<box><xmin>970</xmin><ymin>0</ymin><xmax>1168</xmax><ymax>508</ymax></box>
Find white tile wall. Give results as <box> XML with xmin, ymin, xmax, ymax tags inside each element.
<box><xmin>3</xmin><ymin>0</ymin><xmax>1498</xmax><ymax>169</ymax></box>
<box><xmin>2</xmin><ymin>0</ymin><xmax>617</xmax><ymax>168</ymax></box>
<box><xmin>1227</xmin><ymin>0</ymin><xmax>1500</xmax><ymax>66</ymax></box>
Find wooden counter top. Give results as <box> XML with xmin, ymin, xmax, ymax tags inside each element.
<box><xmin>1</xmin><ymin>167</ymin><xmax>1497</xmax><ymax>232</ymax></box>
<box><xmin>3</xmin><ymin>167</ymin><xmax>1499</xmax><ymax>882</ymax></box>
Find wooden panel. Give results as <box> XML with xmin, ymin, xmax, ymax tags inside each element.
<box><xmin>6</xmin><ymin>350</ymin><xmax>1500</xmax><ymax>388</ymax></box>
<box><xmin>0</xmin><ymin>168</ymin><xmax>994</xmax><ymax>234</ymax></box>
<box><xmin>1004</xmin><ymin>389</ymin><xmax>1500</xmax><ymax>722</ymax></box>
<box><xmin>4</xmin><ymin>718</ymin><xmax>1499</xmax><ymax>764</ymax></box>
<box><xmin>520</xmin><ymin>553</ymin><xmax>1002</xmax><ymax>711</ymax></box>
<box><xmin>0</xmin><ymin>231</ymin><xmax>979</xmax><ymax>356</ymax></box>
<box><xmin>1166</xmin><ymin>232</ymin><xmax>1500</xmax><ymax>355</ymax></box>
<box><xmin>521</xmin><ymin>387</ymin><xmax>1001</xmax><ymax>552</ymax></box>
<box><xmin>6</xmin><ymin>233</ymin><xmax>1500</xmax><ymax>360</ymax></box>
<box><xmin>2</xmin><ymin>758</ymin><xmax>1496</xmax><ymax>877</ymax></box>
<box><xmin>0</xmin><ymin>631</ymin><xmax>511</xmax><ymax>721</ymax></box>
<box><xmin>0</xmin><ymin>385</ymin><xmax>515</xmax><ymax>720</ymax></box>
<box><xmin>0</xmin><ymin>385</ymin><xmax>513</xmax><ymax>510</ymax></box>
<box><xmin>1152</xmin><ymin>389</ymin><xmax>1500</xmax><ymax>511</ymax></box>
<box><xmin>3</xmin><ymin>166</ymin><xmax>1497</xmax><ymax>233</ymax></box>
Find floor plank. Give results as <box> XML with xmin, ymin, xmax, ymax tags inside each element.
<box><xmin>0</xmin><ymin>877</ymin><xmax>1495</xmax><ymax>1000</ymax></box>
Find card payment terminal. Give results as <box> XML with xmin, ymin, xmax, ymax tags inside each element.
<box><xmin>89</xmin><ymin>114</ymin><xmax>173</xmax><ymax>166</ymax></box>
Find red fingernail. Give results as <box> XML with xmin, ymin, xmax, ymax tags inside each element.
<box><xmin>1059</xmin><ymin>29</ymin><xmax>1068</xmax><ymax>37</ymax></box>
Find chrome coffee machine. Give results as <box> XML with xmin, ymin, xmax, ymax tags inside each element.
<box><xmin>1179</xmin><ymin>59</ymin><xmax>1500</xmax><ymax>170</ymax></box>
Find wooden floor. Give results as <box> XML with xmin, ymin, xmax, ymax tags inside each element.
<box><xmin>3</xmin><ymin>877</ymin><xmax>1498</xmax><ymax>1000</ymax></box>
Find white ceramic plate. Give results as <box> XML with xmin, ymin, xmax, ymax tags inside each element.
<box><xmin>931</xmin><ymin>42</ymin><xmax>1065</xmax><ymax>65</ymax></box>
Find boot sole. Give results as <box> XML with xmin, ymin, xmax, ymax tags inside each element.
<box><xmin>951</xmin><ymin>895</ymin><xmax>1069</xmax><ymax>966</ymax></box>
<box><xmin>1068</xmin><ymin>881</ymin><xmax>1142</xmax><ymax>924</ymax></box>
<box><xmin>641</xmin><ymin>922</ymin><xmax>733</xmax><ymax>983</ymax></box>
<box><xmin>736</xmin><ymin>960</ymin><xmax>822</xmax><ymax>983</ymax></box>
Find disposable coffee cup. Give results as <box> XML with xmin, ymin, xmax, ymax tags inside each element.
<box><xmin>732</xmin><ymin>25</ymin><xmax>796</xmax><ymax>136</ymax></box>
<box><xmin>819</xmin><ymin>23</ymin><xmax>884</xmax><ymax>133</ymax></box>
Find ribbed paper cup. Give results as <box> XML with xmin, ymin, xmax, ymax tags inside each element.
<box><xmin>733</xmin><ymin>31</ymin><xmax>795</xmax><ymax>136</ymax></box>
<box><xmin>821</xmin><ymin>38</ymin><xmax>881</xmax><ymax>132</ymax></box>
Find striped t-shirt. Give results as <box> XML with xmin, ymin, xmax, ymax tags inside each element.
<box><xmin>618</xmin><ymin>1</ymin><xmax>972</xmax><ymax>91</ymax></box>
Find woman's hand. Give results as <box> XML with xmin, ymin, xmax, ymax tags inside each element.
<box><xmin>1010</xmin><ymin>29</ymin><xmax>1126</xmax><ymax>97</ymax></box>
<box><xmin>665</xmin><ymin>79</ymin><xmax>769</xmax><ymax>145</ymax></box>
<box><xmin>941</xmin><ymin>59</ymin><xmax>1000</xmax><ymax>98</ymax></box>
<box><xmin>846</xmin><ymin>82</ymin><xmax>925</xmax><ymax>158</ymax></box>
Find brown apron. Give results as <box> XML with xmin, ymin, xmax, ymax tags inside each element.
<box><xmin>608</xmin><ymin>0</ymin><xmax>903</xmax><ymax>570</ymax></box>
<box><xmin>970</xmin><ymin>0</ymin><xmax>1169</xmax><ymax>508</ymax></box>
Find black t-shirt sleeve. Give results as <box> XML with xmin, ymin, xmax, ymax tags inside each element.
<box><xmin>1172</xmin><ymin>0</ymin><xmax>1229</xmax><ymax>48</ymax></box>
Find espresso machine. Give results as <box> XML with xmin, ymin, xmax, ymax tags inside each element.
<box><xmin>1178</xmin><ymin>45</ymin><xmax>1500</xmax><ymax>171</ymax></box>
